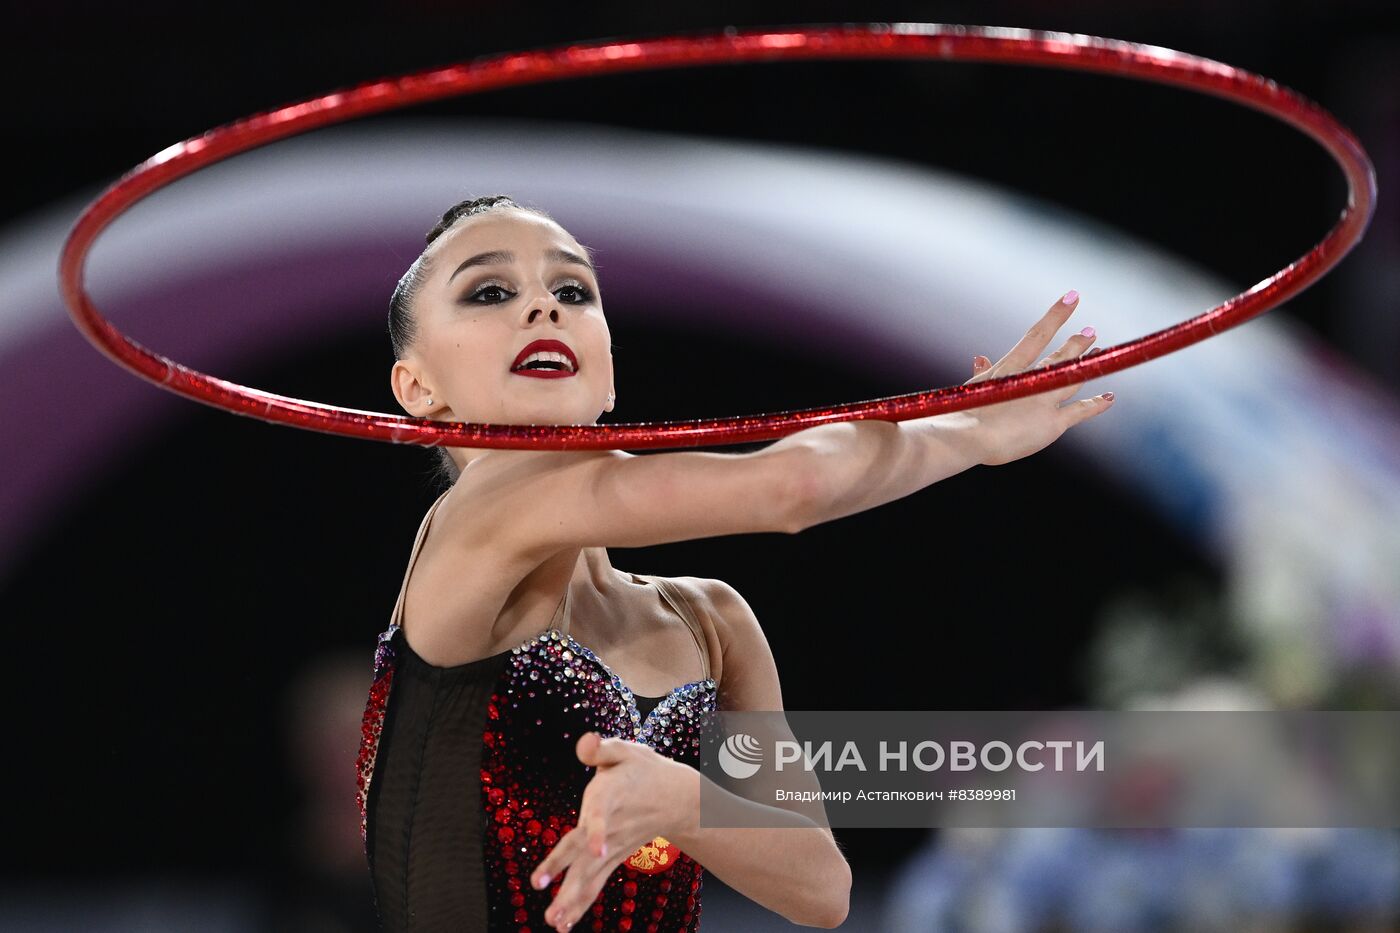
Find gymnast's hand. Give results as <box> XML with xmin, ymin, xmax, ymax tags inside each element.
<box><xmin>530</xmin><ymin>731</ymin><xmax>695</xmax><ymax>932</ymax></box>
<box><xmin>962</xmin><ymin>290</ymin><xmax>1115</xmax><ymax>466</ymax></box>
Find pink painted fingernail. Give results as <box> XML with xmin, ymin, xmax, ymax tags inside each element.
<box><xmin>1061</xmin><ymin>289</ymin><xmax>1079</xmax><ymax>305</ymax></box>
<box><xmin>536</xmin><ymin>873</ymin><xmax>550</xmax><ymax>888</ymax></box>
<box><xmin>1079</xmin><ymin>326</ymin><xmax>1095</xmax><ymax>338</ymax></box>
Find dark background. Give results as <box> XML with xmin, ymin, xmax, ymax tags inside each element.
<box><xmin>3</xmin><ymin>1</ymin><xmax>1394</xmax><ymax>928</ymax></box>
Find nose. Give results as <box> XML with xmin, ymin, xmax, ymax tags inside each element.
<box><xmin>522</xmin><ymin>291</ymin><xmax>562</xmax><ymax>324</ymax></box>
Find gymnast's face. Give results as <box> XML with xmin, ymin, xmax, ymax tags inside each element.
<box><xmin>391</xmin><ymin>208</ymin><xmax>615</xmax><ymax>431</ymax></box>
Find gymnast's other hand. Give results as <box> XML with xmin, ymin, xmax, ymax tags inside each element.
<box><xmin>962</xmin><ymin>290</ymin><xmax>1115</xmax><ymax>466</ymax></box>
<box><xmin>530</xmin><ymin>731</ymin><xmax>696</xmax><ymax>932</ymax></box>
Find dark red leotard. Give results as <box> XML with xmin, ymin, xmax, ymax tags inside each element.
<box><xmin>357</xmin><ymin>489</ymin><xmax>719</xmax><ymax>931</ymax></box>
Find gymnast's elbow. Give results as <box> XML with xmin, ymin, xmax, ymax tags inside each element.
<box><xmin>823</xmin><ymin>862</ymin><xmax>853</xmax><ymax>927</ymax></box>
<box><xmin>797</xmin><ymin>858</ymin><xmax>852</xmax><ymax>928</ymax></box>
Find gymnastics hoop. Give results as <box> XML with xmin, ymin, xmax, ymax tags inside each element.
<box><xmin>58</xmin><ymin>23</ymin><xmax>1376</xmax><ymax>451</ymax></box>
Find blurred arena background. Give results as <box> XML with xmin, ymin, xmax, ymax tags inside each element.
<box><xmin>2</xmin><ymin>1</ymin><xmax>1397</xmax><ymax>930</ymax></box>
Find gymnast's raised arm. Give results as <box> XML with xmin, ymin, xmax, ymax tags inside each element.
<box><xmin>782</xmin><ymin>289</ymin><xmax>1114</xmax><ymax>529</ymax></box>
<box><xmin>475</xmin><ymin>290</ymin><xmax>1113</xmax><ymax>556</ymax></box>
<box><xmin>462</xmin><ymin>442</ymin><xmax>818</xmax><ymax>557</ymax></box>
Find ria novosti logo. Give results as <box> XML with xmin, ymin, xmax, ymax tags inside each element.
<box><xmin>715</xmin><ymin>730</ymin><xmax>1107</xmax><ymax>778</ymax></box>
<box><xmin>718</xmin><ymin>732</ymin><xmax>764</xmax><ymax>779</ymax></box>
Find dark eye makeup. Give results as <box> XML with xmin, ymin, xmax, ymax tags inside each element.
<box><xmin>464</xmin><ymin>281</ymin><xmax>594</xmax><ymax>304</ymax></box>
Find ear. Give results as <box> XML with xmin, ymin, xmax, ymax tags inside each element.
<box><xmin>390</xmin><ymin>359</ymin><xmax>432</xmax><ymax>414</ymax></box>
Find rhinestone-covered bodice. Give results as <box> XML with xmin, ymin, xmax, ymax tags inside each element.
<box><xmin>357</xmin><ymin>489</ymin><xmax>721</xmax><ymax>931</ymax></box>
<box><xmin>358</xmin><ymin>621</ymin><xmax>717</xmax><ymax>931</ymax></box>
<box><xmin>483</xmin><ymin>626</ymin><xmax>718</xmax><ymax>932</ymax></box>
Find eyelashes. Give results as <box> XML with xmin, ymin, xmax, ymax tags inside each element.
<box><xmin>465</xmin><ymin>282</ymin><xmax>594</xmax><ymax>305</ymax></box>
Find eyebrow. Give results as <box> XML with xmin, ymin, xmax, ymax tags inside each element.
<box><xmin>447</xmin><ymin>248</ymin><xmax>597</xmax><ymax>283</ymax></box>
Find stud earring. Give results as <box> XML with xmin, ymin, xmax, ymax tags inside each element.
<box><xmin>425</xmin><ymin>397</ymin><xmax>434</xmax><ymax>406</ymax></box>
<box><xmin>607</xmin><ymin>392</ymin><xmax>615</xmax><ymax>402</ymax></box>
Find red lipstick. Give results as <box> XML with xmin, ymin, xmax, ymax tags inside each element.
<box><xmin>510</xmin><ymin>338</ymin><xmax>579</xmax><ymax>379</ymax></box>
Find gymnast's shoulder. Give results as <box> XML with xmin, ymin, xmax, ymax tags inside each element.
<box><xmin>683</xmin><ymin>576</ymin><xmax>783</xmax><ymax>712</ymax></box>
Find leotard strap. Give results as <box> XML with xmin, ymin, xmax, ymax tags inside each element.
<box><xmin>389</xmin><ymin>487</ymin><xmax>454</xmax><ymax>628</ymax></box>
<box><xmin>639</xmin><ymin>575</ymin><xmax>715</xmax><ymax>684</ymax></box>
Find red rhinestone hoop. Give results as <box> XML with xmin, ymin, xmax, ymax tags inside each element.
<box><xmin>58</xmin><ymin>23</ymin><xmax>1377</xmax><ymax>450</ymax></box>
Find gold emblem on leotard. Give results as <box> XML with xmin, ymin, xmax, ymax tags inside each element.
<box><xmin>627</xmin><ymin>835</ymin><xmax>680</xmax><ymax>873</ymax></box>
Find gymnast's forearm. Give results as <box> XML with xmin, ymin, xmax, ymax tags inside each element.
<box><xmin>668</xmin><ymin>768</ymin><xmax>851</xmax><ymax>928</ymax></box>
<box><xmin>772</xmin><ymin>411</ymin><xmax>987</xmax><ymax>530</ymax></box>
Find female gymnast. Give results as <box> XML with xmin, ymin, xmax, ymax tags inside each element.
<box><xmin>356</xmin><ymin>194</ymin><xmax>1114</xmax><ymax>932</ymax></box>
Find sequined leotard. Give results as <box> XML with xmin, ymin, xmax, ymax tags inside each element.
<box><xmin>357</xmin><ymin>488</ymin><xmax>721</xmax><ymax>931</ymax></box>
